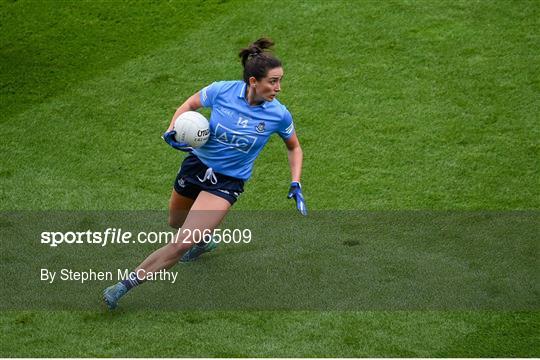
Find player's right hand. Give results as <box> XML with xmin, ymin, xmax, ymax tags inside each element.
<box><xmin>162</xmin><ymin>130</ymin><xmax>193</xmax><ymax>152</ymax></box>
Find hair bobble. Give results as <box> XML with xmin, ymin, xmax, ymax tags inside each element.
<box><xmin>248</xmin><ymin>47</ymin><xmax>262</xmax><ymax>58</ymax></box>
<box><xmin>239</xmin><ymin>38</ymin><xmax>281</xmax><ymax>83</ymax></box>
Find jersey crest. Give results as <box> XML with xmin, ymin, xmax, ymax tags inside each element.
<box><xmin>255</xmin><ymin>121</ymin><xmax>266</xmax><ymax>133</ymax></box>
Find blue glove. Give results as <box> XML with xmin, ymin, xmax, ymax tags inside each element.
<box><xmin>287</xmin><ymin>181</ymin><xmax>307</xmax><ymax>216</ymax></box>
<box><xmin>162</xmin><ymin>130</ymin><xmax>193</xmax><ymax>152</ymax></box>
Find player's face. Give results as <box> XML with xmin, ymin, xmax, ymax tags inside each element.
<box><xmin>255</xmin><ymin>67</ymin><xmax>283</xmax><ymax>102</ymax></box>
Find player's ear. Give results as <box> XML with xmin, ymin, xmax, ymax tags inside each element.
<box><xmin>249</xmin><ymin>76</ymin><xmax>257</xmax><ymax>88</ymax></box>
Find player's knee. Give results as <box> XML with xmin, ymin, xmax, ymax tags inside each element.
<box><xmin>168</xmin><ymin>216</ymin><xmax>182</xmax><ymax>229</ymax></box>
<box><xmin>168</xmin><ymin>212</ymin><xmax>187</xmax><ymax>229</ymax></box>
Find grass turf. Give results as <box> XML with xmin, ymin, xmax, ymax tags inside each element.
<box><xmin>1</xmin><ymin>311</ymin><xmax>538</xmax><ymax>357</ymax></box>
<box><xmin>1</xmin><ymin>0</ymin><xmax>539</xmax><ymax>357</ymax></box>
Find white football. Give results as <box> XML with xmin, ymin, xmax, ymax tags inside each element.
<box><xmin>173</xmin><ymin>111</ymin><xmax>210</xmax><ymax>148</ymax></box>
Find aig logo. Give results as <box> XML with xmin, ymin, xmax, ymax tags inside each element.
<box><xmin>215</xmin><ymin>123</ymin><xmax>257</xmax><ymax>154</ymax></box>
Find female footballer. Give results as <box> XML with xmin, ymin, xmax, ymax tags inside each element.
<box><xmin>103</xmin><ymin>38</ymin><xmax>307</xmax><ymax>309</ymax></box>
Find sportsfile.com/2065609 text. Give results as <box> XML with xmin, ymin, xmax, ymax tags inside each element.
<box><xmin>39</xmin><ymin>228</ymin><xmax>252</xmax><ymax>247</ymax></box>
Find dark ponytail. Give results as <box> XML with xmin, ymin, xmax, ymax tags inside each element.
<box><xmin>239</xmin><ymin>38</ymin><xmax>282</xmax><ymax>84</ymax></box>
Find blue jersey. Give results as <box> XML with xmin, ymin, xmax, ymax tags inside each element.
<box><xmin>192</xmin><ymin>80</ymin><xmax>295</xmax><ymax>180</ymax></box>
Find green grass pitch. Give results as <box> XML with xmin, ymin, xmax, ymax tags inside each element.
<box><xmin>1</xmin><ymin>0</ymin><xmax>539</xmax><ymax>357</ymax></box>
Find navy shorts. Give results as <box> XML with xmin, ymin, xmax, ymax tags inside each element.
<box><xmin>173</xmin><ymin>154</ymin><xmax>245</xmax><ymax>205</ymax></box>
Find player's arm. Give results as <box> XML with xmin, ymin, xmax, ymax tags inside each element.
<box><xmin>284</xmin><ymin>133</ymin><xmax>307</xmax><ymax>215</ymax></box>
<box><xmin>163</xmin><ymin>92</ymin><xmax>203</xmax><ymax>152</ymax></box>
<box><xmin>166</xmin><ymin>92</ymin><xmax>203</xmax><ymax>131</ymax></box>
<box><xmin>284</xmin><ymin>133</ymin><xmax>303</xmax><ymax>183</ymax></box>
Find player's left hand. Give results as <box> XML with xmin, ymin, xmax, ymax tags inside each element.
<box><xmin>287</xmin><ymin>181</ymin><xmax>307</xmax><ymax>216</ymax></box>
<box><xmin>162</xmin><ymin>130</ymin><xmax>193</xmax><ymax>152</ymax></box>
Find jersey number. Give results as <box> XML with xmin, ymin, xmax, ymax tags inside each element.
<box><xmin>237</xmin><ymin>117</ymin><xmax>249</xmax><ymax>128</ymax></box>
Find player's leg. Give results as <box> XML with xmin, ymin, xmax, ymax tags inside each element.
<box><xmin>179</xmin><ymin>186</ymin><xmax>241</xmax><ymax>262</ymax></box>
<box><xmin>168</xmin><ymin>189</ymin><xmax>195</xmax><ymax>229</ymax></box>
<box><xmin>179</xmin><ymin>189</ymin><xmax>234</xmax><ymax>262</ymax></box>
<box><xmin>103</xmin><ymin>191</ymin><xmax>230</xmax><ymax>309</ymax></box>
<box><xmin>135</xmin><ymin>191</ymin><xmax>230</xmax><ymax>273</ymax></box>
